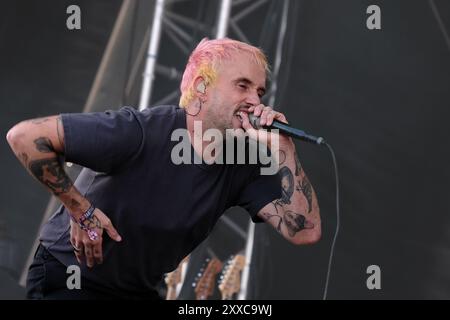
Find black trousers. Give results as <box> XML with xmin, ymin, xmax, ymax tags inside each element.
<box><xmin>26</xmin><ymin>244</ymin><xmax>162</xmax><ymax>300</ymax></box>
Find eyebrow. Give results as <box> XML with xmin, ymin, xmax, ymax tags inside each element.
<box><xmin>235</xmin><ymin>77</ymin><xmax>266</xmax><ymax>96</ymax></box>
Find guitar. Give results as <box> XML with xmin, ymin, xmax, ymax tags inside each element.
<box><xmin>218</xmin><ymin>254</ymin><xmax>246</xmax><ymax>300</ymax></box>
<box><xmin>192</xmin><ymin>257</ymin><xmax>223</xmax><ymax>300</ymax></box>
<box><xmin>165</xmin><ymin>255</ymin><xmax>189</xmax><ymax>300</ymax></box>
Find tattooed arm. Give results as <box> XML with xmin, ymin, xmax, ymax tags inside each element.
<box><xmin>6</xmin><ymin>116</ymin><xmax>92</xmax><ymax>215</ymax></box>
<box><xmin>6</xmin><ymin>115</ymin><xmax>121</xmax><ymax>267</ymax></box>
<box><xmin>258</xmin><ymin>143</ymin><xmax>321</xmax><ymax>245</ymax></box>
<box><xmin>239</xmin><ymin>104</ymin><xmax>321</xmax><ymax>245</ymax></box>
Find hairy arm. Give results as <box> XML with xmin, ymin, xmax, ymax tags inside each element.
<box><xmin>6</xmin><ymin>116</ymin><xmax>91</xmax><ymax>218</ymax></box>
<box><xmin>257</xmin><ymin>142</ymin><xmax>321</xmax><ymax>245</ymax></box>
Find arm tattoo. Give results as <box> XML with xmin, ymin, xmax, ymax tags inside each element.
<box><xmin>28</xmin><ymin>157</ymin><xmax>73</xmax><ymax>195</ymax></box>
<box><xmin>57</xmin><ymin>116</ymin><xmax>64</xmax><ymax>147</ymax></box>
<box><xmin>70</xmin><ymin>199</ymin><xmax>81</xmax><ymax>209</ymax></box>
<box><xmin>83</xmin><ymin>214</ymin><xmax>102</xmax><ymax>230</ymax></box>
<box><xmin>278</xmin><ymin>166</ymin><xmax>294</xmax><ymax>205</ymax></box>
<box><xmin>34</xmin><ymin>137</ymin><xmax>54</xmax><ymax>153</ymax></box>
<box><xmin>283</xmin><ymin>210</ymin><xmax>314</xmax><ymax>237</ymax></box>
<box><xmin>296</xmin><ymin>176</ymin><xmax>313</xmax><ymax>213</ymax></box>
<box><xmin>261</xmin><ymin>201</ymin><xmax>283</xmax><ymax>234</ymax></box>
<box><xmin>294</xmin><ymin>151</ymin><xmax>302</xmax><ymax>176</ymax></box>
<box><xmin>261</xmin><ymin>202</ymin><xmax>314</xmax><ymax>237</ymax></box>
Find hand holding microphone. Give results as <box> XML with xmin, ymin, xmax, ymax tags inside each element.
<box><xmin>239</xmin><ymin>104</ymin><xmax>325</xmax><ymax>145</ymax></box>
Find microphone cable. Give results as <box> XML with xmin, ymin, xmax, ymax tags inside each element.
<box><xmin>322</xmin><ymin>141</ymin><xmax>340</xmax><ymax>300</ymax></box>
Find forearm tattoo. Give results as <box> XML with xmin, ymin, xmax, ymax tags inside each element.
<box><xmin>34</xmin><ymin>137</ymin><xmax>54</xmax><ymax>153</ymax></box>
<box><xmin>283</xmin><ymin>210</ymin><xmax>314</xmax><ymax>237</ymax></box>
<box><xmin>264</xmin><ymin>151</ymin><xmax>316</xmax><ymax>238</ymax></box>
<box><xmin>27</xmin><ymin>132</ymin><xmax>72</xmax><ymax>195</ymax></box>
<box><xmin>294</xmin><ymin>151</ymin><xmax>302</xmax><ymax>176</ymax></box>
<box><xmin>70</xmin><ymin>198</ymin><xmax>81</xmax><ymax>209</ymax></box>
<box><xmin>296</xmin><ymin>176</ymin><xmax>313</xmax><ymax>213</ymax></box>
<box><xmin>278</xmin><ymin>166</ymin><xmax>294</xmax><ymax>205</ymax></box>
<box><xmin>261</xmin><ymin>203</ymin><xmax>283</xmax><ymax>234</ymax></box>
<box><xmin>29</xmin><ymin>157</ymin><xmax>73</xmax><ymax>195</ymax></box>
<box><xmin>261</xmin><ymin>202</ymin><xmax>314</xmax><ymax>237</ymax></box>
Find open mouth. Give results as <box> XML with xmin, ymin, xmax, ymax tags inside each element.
<box><xmin>234</xmin><ymin>107</ymin><xmax>250</xmax><ymax>122</ymax></box>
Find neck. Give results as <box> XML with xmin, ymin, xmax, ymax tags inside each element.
<box><xmin>185</xmin><ymin>110</ymin><xmax>223</xmax><ymax>163</ymax></box>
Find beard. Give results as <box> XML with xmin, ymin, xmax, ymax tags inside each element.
<box><xmin>205</xmin><ymin>93</ymin><xmax>249</xmax><ymax>134</ymax></box>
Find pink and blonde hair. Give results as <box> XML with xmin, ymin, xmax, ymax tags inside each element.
<box><xmin>179</xmin><ymin>38</ymin><xmax>270</xmax><ymax>107</ymax></box>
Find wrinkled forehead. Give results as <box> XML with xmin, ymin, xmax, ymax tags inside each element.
<box><xmin>216</xmin><ymin>51</ymin><xmax>267</xmax><ymax>84</ymax></box>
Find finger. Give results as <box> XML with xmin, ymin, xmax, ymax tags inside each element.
<box><xmin>74</xmin><ymin>250</ymin><xmax>83</xmax><ymax>264</ymax></box>
<box><xmin>70</xmin><ymin>237</ymin><xmax>77</xmax><ymax>249</ymax></box>
<box><xmin>239</xmin><ymin>112</ymin><xmax>258</xmax><ymax>140</ymax></box>
<box><xmin>267</xmin><ymin>110</ymin><xmax>284</xmax><ymax>126</ymax></box>
<box><xmin>274</xmin><ymin>112</ymin><xmax>288</xmax><ymax>124</ymax></box>
<box><xmin>104</xmin><ymin>220</ymin><xmax>122</xmax><ymax>242</ymax></box>
<box><xmin>84</xmin><ymin>242</ymin><xmax>94</xmax><ymax>268</ymax></box>
<box><xmin>73</xmin><ymin>242</ymin><xmax>84</xmax><ymax>264</ymax></box>
<box><xmin>239</xmin><ymin>112</ymin><xmax>254</xmax><ymax>131</ymax></box>
<box><xmin>267</xmin><ymin>112</ymin><xmax>275</xmax><ymax>126</ymax></box>
<box><xmin>74</xmin><ymin>240</ymin><xmax>84</xmax><ymax>254</ymax></box>
<box><xmin>93</xmin><ymin>240</ymin><xmax>103</xmax><ymax>265</ymax></box>
<box><xmin>253</xmin><ymin>104</ymin><xmax>264</xmax><ymax>117</ymax></box>
<box><xmin>260</xmin><ymin>106</ymin><xmax>273</xmax><ymax>126</ymax></box>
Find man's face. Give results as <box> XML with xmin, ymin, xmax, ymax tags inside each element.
<box><xmin>203</xmin><ymin>52</ymin><xmax>266</xmax><ymax>133</ymax></box>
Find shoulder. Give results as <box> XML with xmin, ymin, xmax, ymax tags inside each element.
<box><xmin>133</xmin><ymin>105</ymin><xmax>185</xmax><ymax>138</ymax></box>
<box><xmin>138</xmin><ymin>105</ymin><xmax>180</xmax><ymax>118</ymax></box>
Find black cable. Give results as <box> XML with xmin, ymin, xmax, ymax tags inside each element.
<box><xmin>322</xmin><ymin>142</ymin><xmax>340</xmax><ymax>300</ymax></box>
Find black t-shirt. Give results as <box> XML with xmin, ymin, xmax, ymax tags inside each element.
<box><xmin>40</xmin><ymin>105</ymin><xmax>280</xmax><ymax>295</ymax></box>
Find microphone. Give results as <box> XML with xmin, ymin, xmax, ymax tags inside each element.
<box><xmin>248</xmin><ymin>114</ymin><xmax>325</xmax><ymax>145</ymax></box>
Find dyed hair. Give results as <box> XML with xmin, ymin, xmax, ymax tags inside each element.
<box><xmin>179</xmin><ymin>38</ymin><xmax>270</xmax><ymax>107</ymax></box>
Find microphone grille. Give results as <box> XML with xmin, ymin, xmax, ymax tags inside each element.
<box><xmin>248</xmin><ymin>114</ymin><xmax>261</xmax><ymax>129</ymax></box>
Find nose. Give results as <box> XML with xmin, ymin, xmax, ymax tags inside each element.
<box><xmin>245</xmin><ymin>91</ymin><xmax>261</xmax><ymax>106</ymax></box>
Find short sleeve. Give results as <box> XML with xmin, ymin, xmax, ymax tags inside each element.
<box><xmin>61</xmin><ymin>106</ymin><xmax>144</xmax><ymax>173</ymax></box>
<box><xmin>237</xmin><ymin>167</ymin><xmax>281</xmax><ymax>223</ymax></box>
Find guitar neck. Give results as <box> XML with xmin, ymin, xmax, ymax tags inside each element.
<box><xmin>166</xmin><ymin>286</ymin><xmax>177</xmax><ymax>300</ymax></box>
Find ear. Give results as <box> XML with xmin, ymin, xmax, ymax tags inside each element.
<box><xmin>193</xmin><ymin>76</ymin><xmax>207</xmax><ymax>97</ymax></box>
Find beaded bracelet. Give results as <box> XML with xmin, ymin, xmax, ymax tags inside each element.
<box><xmin>70</xmin><ymin>204</ymin><xmax>99</xmax><ymax>241</ymax></box>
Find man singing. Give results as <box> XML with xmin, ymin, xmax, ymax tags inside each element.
<box><xmin>6</xmin><ymin>38</ymin><xmax>321</xmax><ymax>299</ymax></box>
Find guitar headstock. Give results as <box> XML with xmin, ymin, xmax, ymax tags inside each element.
<box><xmin>165</xmin><ymin>266</ymin><xmax>182</xmax><ymax>287</ymax></box>
<box><xmin>218</xmin><ymin>254</ymin><xmax>246</xmax><ymax>300</ymax></box>
<box><xmin>192</xmin><ymin>257</ymin><xmax>223</xmax><ymax>300</ymax></box>
<box><xmin>165</xmin><ymin>255</ymin><xmax>189</xmax><ymax>300</ymax></box>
